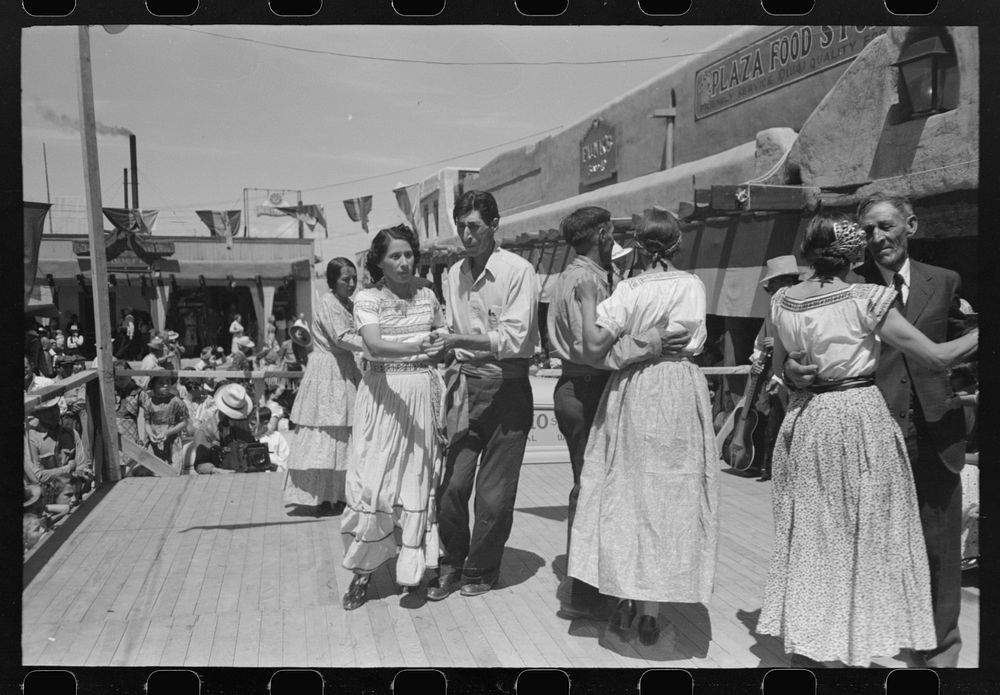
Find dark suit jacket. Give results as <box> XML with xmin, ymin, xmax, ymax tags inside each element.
<box><xmin>851</xmin><ymin>258</ymin><xmax>968</xmax><ymax>473</ymax></box>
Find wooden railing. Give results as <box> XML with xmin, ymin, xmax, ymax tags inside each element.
<box><xmin>25</xmin><ymin>364</ymin><xmax>750</xmax><ymax>484</ymax></box>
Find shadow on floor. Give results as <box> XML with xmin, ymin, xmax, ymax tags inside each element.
<box><xmin>568</xmin><ymin>602</ymin><xmax>715</xmax><ymax>662</ymax></box>
<box><xmin>496</xmin><ymin>547</ymin><xmax>546</xmax><ymax>590</ymax></box>
<box><xmin>179</xmin><ymin>518</ymin><xmax>328</xmax><ymax>532</ymax></box>
<box><xmin>736</xmin><ymin>608</ymin><xmax>791</xmax><ymax>667</ymax></box>
<box><xmin>514</xmin><ymin>504</ymin><xmax>569</xmax><ymax>523</ymax></box>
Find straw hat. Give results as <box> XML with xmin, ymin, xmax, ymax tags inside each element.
<box><xmin>24</xmin><ymin>484</ymin><xmax>42</xmax><ymax>508</ymax></box>
<box><xmin>166</xmin><ymin>330</ymin><xmax>180</xmax><ymax>342</ymax></box>
<box><xmin>214</xmin><ymin>383</ymin><xmax>253</xmax><ymax>420</ymax></box>
<box><xmin>611</xmin><ymin>241</ymin><xmax>633</xmax><ymax>261</ymax></box>
<box><xmin>236</xmin><ymin>336</ymin><xmax>255</xmax><ymax>350</ymax></box>
<box><xmin>289</xmin><ymin>324</ymin><xmax>312</xmax><ymax>348</ymax></box>
<box><xmin>760</xmin><ymin>255</ymin><xmax>801</xmax><ymax>285</ymax></box>
<box><xmin>33</xmin><ymin>393</ymin><xmax>62</xmax><ymax>411</ymax></box>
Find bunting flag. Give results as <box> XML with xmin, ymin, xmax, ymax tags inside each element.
<box><xmin>277</xmin><ymin>204</ymin><xmax>328</xmax><ymax>238</ymax></box>
<box><xmin>102</xmin><ymin>207</ymin><xmax>158</xmax><ymax>235</ymax></box>
<box><xmin>24</xmin><ymin>202</ymin><xmax>51</xmax><ymax>306</ymax></box>
<box><xmin>392</xmin><ymin>183</ymin><xmax>422</xmax><ymax>228</ymax></box>
<box><xmin>343</xmin><ymin>196</ymin><xmax>373</xmax><ymax>233</ymax></box>
<box><xmin>196</xmin><ymin>210</ymin><xmax>242</xmax><ymax>249</ymax></box>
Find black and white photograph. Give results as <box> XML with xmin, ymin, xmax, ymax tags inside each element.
<box><xmin>21</xmin><ymin>23</ymin><xmax>980</xmax><ymax>671</ymax></box>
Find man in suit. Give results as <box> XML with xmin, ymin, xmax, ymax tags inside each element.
<box><xmin>786</xmin><ymin>194</ymin><xmax>969</xmax><ymax>667</ymax></box>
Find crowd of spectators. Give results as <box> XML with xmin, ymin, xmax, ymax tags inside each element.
<box><xmin>23</xmin><ymin>310</ymin><xmax>310</xmax><ymax>555</ymax></box>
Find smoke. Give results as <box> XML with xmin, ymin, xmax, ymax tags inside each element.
<box><xmin>33</xmin><ymin>100</ymin><xmax>132</xmax><ymax>137</ymax></box>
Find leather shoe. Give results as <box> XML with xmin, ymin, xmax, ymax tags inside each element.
<box><xmin>608</xmin><ymin>599</ymin><xmax>636</xmax><ymax>636</ymax></box>
<box><xmin>637</xmin><ymin>615</ymin><xmax>661</xmax><ymax>645</ymax></box>
<box><xmin>459</xmin><ymin>581</ymin><xmax>493</xmax><ymax>597</ymax></box>
<box><xmin>342</xmin><ymin>574</ymin><xmax>370</xmax><ymax>611</ymax></box>
<box><xmin>426</xmin><ymin>575</ymin><xmax>460</xmax><ymax>602</ymax></box>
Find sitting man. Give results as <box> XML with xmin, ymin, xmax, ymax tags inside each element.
<box><xmin>185</xmin><ymin>382</ymin><xmax>256</xmax><ymax>475</ymax></box>
<box><xmin>24</xmin><ymin>395</ymin><xmax>94</xmax><ymax>506</ymax></box>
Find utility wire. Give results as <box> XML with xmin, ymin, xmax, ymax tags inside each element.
<box><xmin>167</xmin><ymin>25</ymin><xmax>711</xmax><ymax>67</ymax></box>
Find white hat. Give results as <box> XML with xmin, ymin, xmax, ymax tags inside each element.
<box><xmin>236</xmin><ymin>336</ymin><xmax>255</xmax><ymax>350</ymax></box>
<box><xmin>611</xmin><ymin>241</ymin><xmax>633</xmax><ymax>261</ymax></box>
<box><xmin>214</xmin><ymin>383</ymin><xmax>253</xmax><ymax>420</ymax></box>
<box><xmin>760</xmin><ymin>255</ymin><xmax>801</xmax><ymax>285</ymax></box>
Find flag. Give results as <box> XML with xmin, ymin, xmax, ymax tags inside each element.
<box><xmin>196</xmin><ymin>210</ymin><xmax>242</xmax><ymax>249</ymax></box>
<box><xmin>24</xmin><ymin>202</ymin><xmax>51</xmax><ymax>306</ymax></box>
<box><xmin>277</xmin><ymin>204</ymin><xmax>328</xmax><ymax>238</ymax></box>
<box><xmin>102</xmin><ymin>207</ymin><xmax>158</xmax><ymax>235</ymax></box>
<box><xmin>343</xmin><ymin>196</ymin><xmax>373</xmax><ymax>233</ymax></box>
<box><xmin>393</xmin><ymin>183</ymin><xmax>422</xmax><ymax>227</ymax></box>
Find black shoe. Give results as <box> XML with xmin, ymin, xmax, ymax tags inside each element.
<box><xmin>459</xmin><ymin>581</ymin><xmax>493</xmax><ymax>597</ymax></box>
<box><xmin>426</xmin><ymin>575</ymin><xmax>460</xmax><ymax>602</ymax></box>
<box><xmin>757</xmin><ymin>473</ymin><xmax>772</xmax><ymax>482</ymax></box>
<box><xmin>637</xmin><ymin>615</ymin><xmax>661</xmax><ymax>645</ymax></box>
<box><xmin>342</xmin><ymin>574</ymin><xmax>370</xmax><ymax>611</ymax></box>
<box><xmin>608</xmin><ymin>599</ymin><xmax>636</xmax><ymax>636</ymax></box>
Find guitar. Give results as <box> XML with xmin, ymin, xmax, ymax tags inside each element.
<box><xmin>720</xmin><ymin>345</ymin><xmax>773</xmax><ymax>472</ymax></box>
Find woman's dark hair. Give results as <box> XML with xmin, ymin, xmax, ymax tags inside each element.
<box><xmin>365</xmin><ymin>225</ymin><xmax>420</xmax><ymax>282</ymax></box>
<box><xmin>453</xmin><ymin>190</ymin><xmax>499</xmax><ymax>225</ymax></box>
<box><xmin>801</xmin><ymin>212</ymin><xmax>855</xmax><ymax>278</ymax></box>
<box><xmin>149</xmin><ymin>374</ymin><xmax>174</xmax><ymax>389</ymax></box>
<box><xmin>636</xmin><ymin>207</ymin><xmax>682</xmax><ymax>267</ymax></box>
<box><xmin>325</xmin><ymin>257</ymin><xmax>357</xmax><ymax>291</ymax></box>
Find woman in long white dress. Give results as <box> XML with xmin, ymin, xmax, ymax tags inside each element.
<box><xmin>757</xmin><ymin>213</ymin><xmax>979</xmax><ymax>666</ymax></box>
<box><xmin>569</xmin><ymin>207</ymin><xmax>719</xmax><ymax>645</ymax></box>
<box><xmin>340</xmin><ymin>225</ymin><xmax>446</xmax><ymax>611</ymax></box>
<box><xmin>283</xmin><ymin>258</ymin><xmax>364</xmax><ymax>513</ymax></box>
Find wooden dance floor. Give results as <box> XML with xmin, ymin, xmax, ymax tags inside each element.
<box><xmin>22</xmin><ymin>463</ymin><xmax>979</xmax><ymax>668</ymax></box>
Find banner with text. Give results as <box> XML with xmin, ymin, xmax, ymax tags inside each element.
<box><xmin>695</xmin><ymin>25</ymin><xmax>886</xmax><ymax>120</ymax></box>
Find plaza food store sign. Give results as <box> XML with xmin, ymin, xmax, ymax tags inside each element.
<box><xmin>695</xmin><ymin>26</ymin><xmax>886</xmax><ymax>119</ymax></box>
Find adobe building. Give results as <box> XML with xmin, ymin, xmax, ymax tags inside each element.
<box><xmin>422</xmin><ymin>24</ymin><xmax>977</xmax><ymax>371</ymax></box>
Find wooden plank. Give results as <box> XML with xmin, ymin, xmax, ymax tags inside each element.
<box><xmin>481</xmin><ymin>590</ymin><xmax>545</xmax><ymax>666</ymax></box>
<box><xmin>236</xmin><ymin>473</ymin><xmax>269</xmax><ymax>613</ymax></box>
<box><xmin>21</xmin><ymin>621</ymin><xmax>57</xmax><ymax>665</ymax></box>
<box><xmin>84</xmin><ymin>617</ymin><xmax>131</xmax><ymax>668</ymax></box>
<box><xmin>109</xmin><ymin>617</ymin><xmax>154</xmax><ymax>667</ymax></box>
<box><xmin>216</xmin><ymin>473</ymin><xmax>254</xmax><ymax>615</ymax></box>
<box><xmin>172</xmin><ymin>475</ymin><xmax>236</xmax><ymax>617</ymax></box>
<box><xmin>46</xmin><ymin>530</ymin><xmax>134</xmax><ymax>625</ymax></box>
<box><xmin>367</xmin><ymin>601</ymin><xmax>406</xmax><ymax>666</ymax></box>
<box><xmin>33</xmin><ymin>619</ymin><xmax>81</xmax><ymax>666</ymax></box>
<box><xmin>281</xmin><ymin>605</ymin><xmax>309</xmax><ymax>667</ymax></box>
<box><xmin>384</xmin><ymin>603</ymin><xmax>430</xmax><ymax>668</ymax></box>
<box><xmin>122</xmin><ymin>436</ymin><xmax>178</xmax><ymax>477</ymax></box>
<box><xmin>82</xmin><ymin>527</ymin><xmax>162</xmax><ymax>623</ymax></box>
<box><xmin>257</xmin><ymin>608</ymin><xmax>284</xmax><ymax>667</ymax></box>
<box><xmin>207</xmin><ymin>611</ymin><xmax>240</xmax><ymax>667</ymax></box>
<box><xmin>304</xmin><ymin>602</ymin><xmax>333</xmax><ymax>665</ymax></box>
<box><xmin>323</xmin><ymin>603</ymin><xmax>357</xmax><ymax>668</ymax></box>
<box><xmin>343</xmin><ymin>599</ymin><xmax>379</xmax><ymax>667</ymax></box>
<box><xmin>183</xmin><ymin>612</ymin><xmax>218</xmax><ymax>667</ymax></box>
<box><xmin>147</xmin><ymin>480</ymin><xmax>216</xmax><ymax>618</ymax></box>
<box><xmin>193</xmin><ymin>473</ymin><xmax>247</xmax><ymax>616</ymax></box>
<box><xmin>407</xmin><ymin>608</ymin><xmax>453</xmax><ymax>667</ymax></box>
<box><xmin>157</xmin><ymin>615</ymin><xmax>196</xmax><ymax>665</ymax></box>
<box><xmin>257</xmin><ymin>475</ymin><xmax>285</xmax><ymax>613</ymax></box>
<box><xmin>233</xmin><ymin>610</ymin><xmax>263</xmax><ymax>668</ymax></box>
<box><xmin>60</xmin><ymin>617</ymin><xmax>107</xmax><ymax>665</ymax></box>
<box><xmin>133</xmin><ymin>615</ymin><xmax>173</xmax><ymax>665</ymax></box>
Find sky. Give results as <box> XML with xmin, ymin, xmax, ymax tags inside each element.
<box><xmin>22</xmin><ymin>25</ymin><xmax>738</xmax><ymax>258</ymax></box>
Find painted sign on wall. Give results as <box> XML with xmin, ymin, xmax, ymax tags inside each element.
<box><xmin>695</xmin><ymin>26</ymin><xmax>887</xmax><ymax>119</ymax></box>
<box><xmin>580</xmin><ymin>119</ymin><xmax>618</xmax><ymax>188</ymax></box>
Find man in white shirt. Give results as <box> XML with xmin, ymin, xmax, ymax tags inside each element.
<box><xmin>256</xmin><ymin>406</ymin><xmax>290</xmax><ymax>471</ymax></box>
<box><xmin>427</xmin><ymin>190</ymin><xmax>539</xmax><ymax>601</ymax></box>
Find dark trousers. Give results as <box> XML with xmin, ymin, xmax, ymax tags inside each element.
<box><xmin>437</xmin><ymin>376</ymin><xmax>533</xmax><ymax>586</ymax></box>
<box><xmin>552</xmin><ymin>374</ymin><xmax>609</xmax><ymax>609</ymax></box>
<box><xmin>904</xmin><ymin>409</ymin><xmax>963</xmax><ymax>667</ymax></box>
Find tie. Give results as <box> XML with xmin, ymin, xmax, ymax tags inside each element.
<box><xmin>892</xmin><ymin>273</ymin><xmax>906</xmax><ymax>312</ymax></box>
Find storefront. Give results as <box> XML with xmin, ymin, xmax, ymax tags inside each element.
<box><xmin>34</xmin><ymin>234</ymin><xmax>316</xmax><ymax>357</ymax></box>
<box><xmin>418</xmin><ymin>25</ymin><xmax>977</xmax><ymax>374</ymax></box>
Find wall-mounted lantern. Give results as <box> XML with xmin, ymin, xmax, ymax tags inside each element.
<box><xmin>892</xmin><ymin>35</ymin><xmax>958</xmax><ymax>117</ymax></box>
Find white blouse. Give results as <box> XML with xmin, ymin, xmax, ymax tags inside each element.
<box><xmin>596</xmin><ymin>270</ymin><xmax>708</xmax><ymax>357</ymax></box>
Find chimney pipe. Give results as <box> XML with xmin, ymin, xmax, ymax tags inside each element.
<box><xmin>129</xmin><ymin>134</ymin><xmax>139</xmax><ymax>209</ymax></box>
